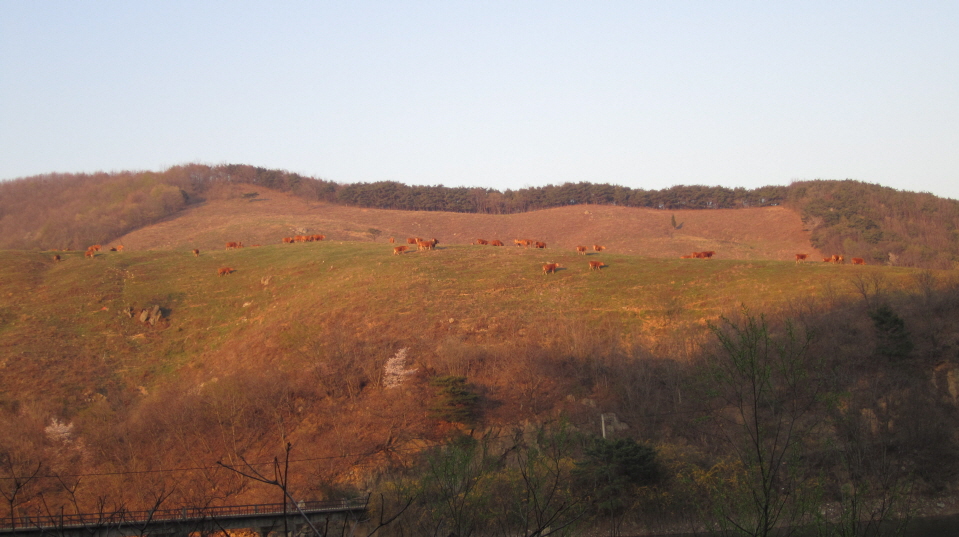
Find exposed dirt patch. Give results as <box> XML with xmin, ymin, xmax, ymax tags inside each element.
<box><xmin>117</xmin><ymin>188</ymin><xmax>820</xmax><ymax>261</ymax></box>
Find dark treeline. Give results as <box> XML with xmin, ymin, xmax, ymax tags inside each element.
<box><xmin>2</xmin><ymin>164</ymin><xmax>958</xmax><ymax>268</ymax></box>
<box><xmin>334</xmin><ymin>180</ymin><xmax>789</xmax><ymax>213</ymax></box>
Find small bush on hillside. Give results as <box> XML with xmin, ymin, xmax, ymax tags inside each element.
<box><xmin>869</xmin><ymin>304</ymin><xmax>913</xmax><ymax>360</ymax></box>
<box><xmin>428</xmin><ymin>376</ymin><xmax>479</xmax><ymax>425</ymax></box>
<box><xmin>575</xmin><ymin>437</ymin><xmax>661</xmax><ymax>515</ymax></box>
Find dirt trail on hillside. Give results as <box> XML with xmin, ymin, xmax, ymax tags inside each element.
<box><xmin>117</xmin><ymin>188</ymin><xmax>820</xmax><ymax>261</ymax></box>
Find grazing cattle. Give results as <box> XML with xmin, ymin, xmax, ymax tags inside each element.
<box><xmin>701</xmin><ymin>251</ymin><xmax>715</xmax><ymax>259</ymax></box>
<box><xmin>283</xmin><ymin>237</ymin><xmax>294</xmax><ymax>244</ymax></box>
<box><xmin>192</xmin><ymin>249</ymin><xmax>200</xmax><ymax>257</ymax></box>
<box><xmin>589</xmin><ymin>260</ymin><xmax>605</xmax><ymax>271</ymax></box>
<box><xmin>542</xmin><ymin>262</ymin><xmax>560</xmax><ymax>275</ymax></box>
<box><xmin>795</xmin><ymin>253</ymin><xmax>808</xmax><ymax>264</ymax></box>
<box><xmin>474</xmin><ymin>239</ymin><xmax>489</xmax><ymax>245</ymax></box>
<box><xmin>225</xmin><ymin>242</ymin><xmax>239</xmax><ymax>250</ymax></box>
<box><xmin>823</xmin><ymin>257</ymin><xmax>831</xmax><ymax>263</ymax></box>
<box><xmin>116</xmin><ymin>245</ymin><xmax>124</xmax><ymax>252</ymax></box>
<box><xmin>417</xmin><ymin>238</ymin><xmax>439</xmax><ymax>251</ymax></box>
<box><xmin>109</xmin><ymin>247</ymin><xmax>117</xmax><ymax>252</ymax></box>
<box><xmin>388</xmin><ymin>237</ymin><xmax>395</xmax><ymax>243</ymax></box>
<box><xmin>593</xmin><ymin>245</ymin><xmax>605</xmax><ymax>252</ymax></box>
<box><xmin>393</xmin><ymin>245</ymin><xmax>408</xmax><ymax>255</ymax></box>
<box><xmin>312</xmin><ymin>234</ymin><xmax>325</xmax><ymax>241</ymax></box>
<box><xmin>407</xmin><ymin>237</ymin><xmax>418</xmax><ymax>245</ymax></box>
<box><xmin>514</xmin><ymin>239</ymin><xmax>533</xmax><ymax>248</ymax></box>
<box><xmin>534</xmin><ymin>241</ymin><xmax>547</xmax><ymax>249</ymax></box>
<box><xmin>88</xmin><ymin>245</ymin><xmax>101</xmax><ymax>252</ymax></box>
<box><xmin>489</xmin><ymin>240</ymin><xmax>503</xmax><ymax>246</ymax></box>
<box><xmin>851</xmin><ymin>257</ymin><xmax>866</xmax><ymax>265</ymax></box>
<box><xmin>217</xmin><ymin>267</ymin><xmax>234</xmax><ymax>276</ymax></box>
<box><xmin>837</xmin><ymin>255</ymin><xmax>844</xmax><ymax>264</ymax></box>
<box><xmin>680</xmin><ymin>255</ymin><xmax>693</xmax><ymax>259</ymax></box>
<box><xmin>514</xmin><ymin>239</ymin><xmax>524</xmax><ymax>247</ymax></box>
<box><xmin>576</xmin><ymin>246</ymin><xmax>588</xmax><ymax>255</ymax></box>
<box><xmin>84</xmin><ymin>250</ymin><xmax>95</xmax><ymax>259</ymax></box>
<box><xmin>53</xmin><ymin>254</ymin><xmax>61</xmax><ymax>262</ymax></box>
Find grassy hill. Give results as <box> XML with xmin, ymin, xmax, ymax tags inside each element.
<box><xmin>113</xmin><ymin>186</ymin><xmax>821</xmax><ymax>262</ymax></box>
<box><xmin>4</xmin><ymin>181</ymin><xmax>959</xmax><ymax>534</ymax></box>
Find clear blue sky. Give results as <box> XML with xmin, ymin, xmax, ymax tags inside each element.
<box><xmin>2</xmin><ymin>2</ymin><xmax>957</xmax><ymax>199</ymax></box>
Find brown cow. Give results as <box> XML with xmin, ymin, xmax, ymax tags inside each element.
<box><xmin>84</xmin><ymin>250</ymin><xmax>95</xmax><ymax>259</ymax></box>
<box><xmin>417</xmin><ymin>238</ymin><xmax>439</xmax><ymax>251</ymax></box>
<box><xmin>490</xmin><ymin>240</ymin><xmax>504</xmax><ymax>246</ymax></box>
<box><xmin>514</xmin><ymin>239</ymin><xmax>525</xmax><ymax>247</ymax></box>
<box><xmin>576</xmin><ymin>246</ymin><xmax>588</xmax><ymax>255</ymax></box>
<box><xmin>407</xmin><ymin>237</ymin><xmax>418</xmax><ymax>245</ymax></box>
<box><xmin>53</xmin><ymin>254</ymin><xmax>61</xmax><ymax>262</ymax></box>
<box><xmin>283</xmin><ymin>237</ymin><xmax>294</xmax><ymax>244</ymax></box>
<box><xmin>593</xmin><ymin>245</ymin><xmax>605</xmax><ymax>252</ymax></box>
<box><xmin>823</xmin><ymin>257</ymin><xmax>831</xmax><ymax>263</ymax></box>
<box><xmin>851</xmin><ymin>257</ymin><xmax>866</xmax><ymax>265</ymax></box>
<box><xmin>217</xmin><ymin>267</ymin><xmax>233</xmax><ymax>276</ymax></box>
<box><xmin>837</xmin><ymin>255</ymin><xmax>844</xmax><ymax>264</ymax></box>
<box><xmin>116</xmin><ymin>245</ymin><xmax>124</xmax><ymax>252</ymax></box>
<box><xmin>109</xmin><ymin>247</ymin><xmax>117</xmax><ymax>252</ymax></box>
<box><xmin>701</xmin><ymin>251</ymin><xmax>715</xmax><ymax>259</ymax></box>
<box><xmin>534</xmin><ymin>241</ymin><xmax>546</xmax><ymax>249</ymax></box>
<box><xmin>795</xmin><ymin>253</ymin><xmax>808</xmax><ymax>264</ymax></box>
<box><xmin>88</xmin><ymin>245</ymin><xmax>101</xmax><ymax>252</ymax></box>
<box><xmin>388</xmin><ymin>237</ymin><xmax>395</xmax><ymax>243</ymax></box>
<box><xmin>474</xmin><ymin>239</ymin><xmax>489</xmax><ymax>245</ymax></box>
<box><xmin>589</xmin><ymin>260</ymin><xmax>605</xmax><ymax>271</ymax></box>
<box><xmin>192</xmin><ymin>249</ymin><xmax>200</xmax><ymax>257</ymax></box>
<box><xmin>225</xmin><ymin>242</ymin><xmax>238</xmax><ymax>250</ymax></box>
<box><xmin>393</xmin><ymin>245</ymin><xmax>408</xmax><ymax>255</ymax></box>
<box><xmin>680</xmin><ymin>255</ymin><xmax>693</xmax><ymax>259</ymax></box>
<box><xmin>542</xmin><ymin>262</ymin><xmax>560</xmax><ymax>275</ymax></box>
<box><xmin>312</xmin><ymin>234</ymin><xmax>325</xmax><ymax>241</ymax></box>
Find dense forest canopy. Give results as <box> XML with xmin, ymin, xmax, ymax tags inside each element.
<box><xmin>2</xmin><ymin>164</ymin><xmax>957</xmax><ymax>268</ymax></box>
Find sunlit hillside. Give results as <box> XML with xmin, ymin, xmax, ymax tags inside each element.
<box><xmin>113</xmin><ymin>186</ymin><xmax>821</xmax><ymax>262</ymax></box>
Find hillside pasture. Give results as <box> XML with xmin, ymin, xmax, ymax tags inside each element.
<box><xmin>0</xmin><ymin>241</ymin><xmax>918</xmax><ymax>409</ymax></box>
<box><xmin>113</xmin><ymin>187</ymin><xmax>821</xmax><ymax>262</ymax></box>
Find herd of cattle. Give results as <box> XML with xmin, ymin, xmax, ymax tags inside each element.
<box><xmin>54</xmin><ymin>235</ymin><xmax>870</xmax><ymax>277</ymax></box>
<box><xmin>795</xmin><ymin>253</ymin><xmax>866</xmax><ymax>265</ymax></box>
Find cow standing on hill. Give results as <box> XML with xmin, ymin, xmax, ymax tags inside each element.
<box><xmin>795</xmin><ymin>253</ymin><xmax>808</xmax><ymax>264</ymax></box>
<box><xmin>543</xmin><ymin>262</ymin><xmax>560</xmax><ymax>275</ymax></box>
<box><xmin>589</xmin><ymin>260</ymin><xmax>605</xmax><ymax>271</ymax></box>
<box><xmin>53</xmin><ymin>254</ymin><xmax>61</xmax><ymax>262</ymax></box>
<box><xmin>490</xmin><ymin>240</ymin><xmax>504</xmax><ymax>246</ymax></box>
<box><xmin>393</xmin><ymin>245</ymin><xmax>408</xmax><ymax>255</ymax></box>
<box><xmin>193</xmin><ymin>249</ymin><xmax>200</xmax><ymax>257</ymax></box>
<box><xmin>217</xmin><ymin>267</ymin><xmax>234</xmax><ymax>276</ymax></box>
<box><xmin>576</xmin><ymin>246</ymin><xmax>588</xmax><ymax>255</ymax></box>
<box><xmin>851</xmin><ymin>257</ymin><xmax>866</xmax><ymax>265</ymax></box>
<box><xmin>593</xmin><ymin>245</ymin><xmax>605</xmax><ymax>252</ymax></box>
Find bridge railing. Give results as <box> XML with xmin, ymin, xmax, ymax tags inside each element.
<box><xmin>0</xmin><ymin>498</ymin><xmax>368</xmax><ymax>531</ymax></box>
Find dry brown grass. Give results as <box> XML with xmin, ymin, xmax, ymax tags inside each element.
<box><xmin>116</xmin><ymin>187</ymin><xmax>820</xmax><ymax>261</ymax></box>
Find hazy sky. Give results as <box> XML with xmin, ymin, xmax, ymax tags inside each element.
<box><xmin>2</xmin><ymin>2</ymin><xmax>957</xmax><ymax>199</ymax></box>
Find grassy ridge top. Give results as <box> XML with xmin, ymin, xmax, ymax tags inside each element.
<box><xmin>113</xmin><ymin>187</ymin><xmax>818</xmax><ymax>261</ymax></box>
<box><xmin>1</xmin><ymin>240</ymin><xmax>921</xmax><ymax>410</ymax></box>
